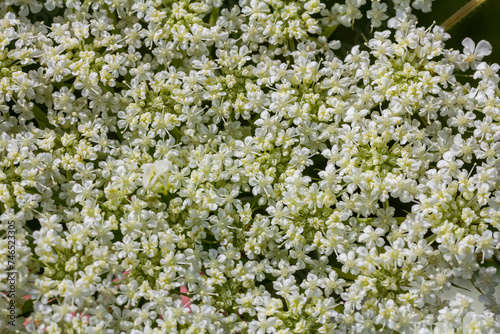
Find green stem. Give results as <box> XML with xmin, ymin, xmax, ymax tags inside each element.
<box><xmin>441</xmin><ymin>0</ymin><xmax>487</xmax><ymax>31</ymax></box>
<box><xmin>331</xmin><ymin>266</ymin><xmax>357</xmax><ymax>281</ymax></box>
<box><xmin>357</xmin><ymin>217</ymin><xmax>406</xmax><ymax>224</ymax></box>
<box><xmin>321</xmin><ymin>25</ymin><xmax>338</xmax><ymax>39</ymax></box>
<box><xmin>32</xmin><ymin>104</ymin><xmax>52</xmax><ymax>130</ymax></box>
<box><xmin>209</xmin><ymin>7</ymin><xmax>220</xmax><ymax>26</ymax></box>
<box><xmin>425</xmin><ymin>233</ymin><xmax>437</xmax><ymax>245</ymax></box>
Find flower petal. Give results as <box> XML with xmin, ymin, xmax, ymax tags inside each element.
<box><xmin>462</xmin><ymin>37</ymin><xmax>475</xmax><ymax>54</ymax></box>
<box><xmin>475</xmin><ymin>40</ymin><xmax>492</xmax><ymax>57</ymax></box>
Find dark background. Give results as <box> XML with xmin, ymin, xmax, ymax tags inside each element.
<box><xmin>418</xmin><ymin>0</ymin><xmax>500</xmax><ymax>64</ymax></box>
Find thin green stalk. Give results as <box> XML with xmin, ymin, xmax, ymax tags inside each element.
<box><xmin>331</xmin><ymin>266</ymin><xmax>357</xmax><ymax>281</ymax></box>
<box><xmin>441</xmin><ymin>0</ymin><xmax>487</xmax><ymax>31</ymax></box>
<box><xmin>209</xmin><ymin>7</ymin><xmax>220</xmax><ymax>26</ymax></box>
<box><xmin>321</xmin><ymin>25</ymin><xmax>338</xmax><ymax>39</ymax></box>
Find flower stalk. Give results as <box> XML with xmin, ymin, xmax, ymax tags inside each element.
<box><xmin>441</xmin><ymin>0</ymin><xmax>488</xmax><ymax>31</ymax></box>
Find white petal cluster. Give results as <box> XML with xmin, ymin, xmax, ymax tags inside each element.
<box><xmin>1</xmin><ymin>0</ymin><xmax>500</xmax><ymax>333</ymax></box>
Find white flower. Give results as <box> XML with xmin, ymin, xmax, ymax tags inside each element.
<box><xmin>249</xmin><ymin>172</ymin><xmax>275</xmax><ymax>197</ymax></box>
<box><xmin>142</xmin><ymin>159</ymin><xmax>171</xmax><ymax>189</ymax></box>
<box><xmin>4</xmin><ymin>1</ymin><xmax>500</xmax><ymax>332</ymax></box>
<box><xmin>460</xmin><ymin>37</ymin><xmax>492</xmax><ymax>70</ymax></box>
<box><xmin>358</xmin><ymin>225</ymin><xmax>386</xmax><ymax>248</ymax></box>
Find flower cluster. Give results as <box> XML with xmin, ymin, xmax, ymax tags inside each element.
<box><xmin>1</xmin><ymin>0</ymin><xmax>500</xmax><ymax>333</ymax></box>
